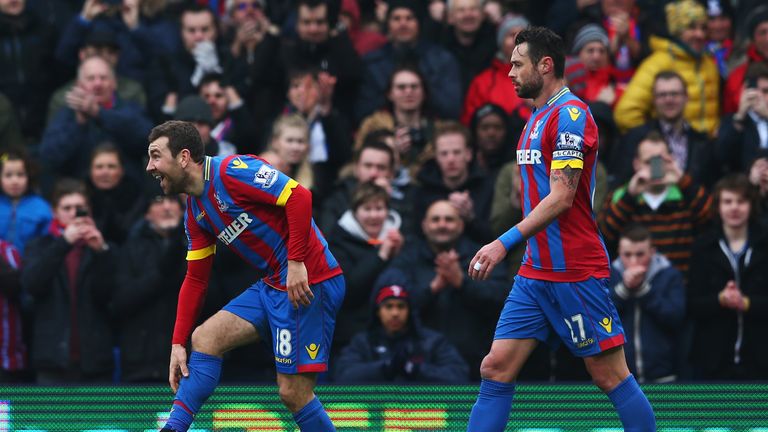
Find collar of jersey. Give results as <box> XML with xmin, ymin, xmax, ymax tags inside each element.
<box><xmin>204</xmin><ymin>156</ymin><xmax>212</xmax><ymax>182</ymax></box>
<box><xmin>545</xmin><ymin>86</ymin><xmax>570</xmax><ymax>107</ymax></box>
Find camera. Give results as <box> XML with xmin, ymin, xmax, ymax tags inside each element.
<box><xmin>75</xmin><ymin>207</ymin><xmax>89</xmax><ymax>218</ymax></box>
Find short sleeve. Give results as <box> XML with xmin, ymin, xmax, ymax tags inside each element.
<box><xmin>221</xmin><ymin>155</ymin><xmax>299</xmax><ymax>207</ymax></box>
<box><xmin>551</xmin><ymin>104</ymin><xmax>593</xmax><ymax>171</ymax></box>
<box><xmin>184</xmin><ymin>204</ymin><xmax>216</xmax><ymax>261</ymax></box>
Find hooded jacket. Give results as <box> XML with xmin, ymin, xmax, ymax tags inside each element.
<box><xmin>610</xmin><ymin>253</ymin><xmax>685</xmax><ymax>382</ymax></box>
<box><xmin>723</xmin><ymin>44</ymin><xmax>767</xmax><ymax>114</ymax></box>
<box><xmin>614</xmin><ymin>35</ymin><xmax>720</xmax><ymax>136</ymax></box>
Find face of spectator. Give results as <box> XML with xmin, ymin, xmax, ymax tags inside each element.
<box><xmin>200</xmin><ymin>81</ymin><xmax>227</xmax><ymax>121</ymax></box>
<box><xmin>0</xmin><ymin>0</ymin><xmax>25</xmax><ymax>16</ymax></box>
<box><xmin>288</xmin><ymin>74</ymin><xmax>320</xmax><ymax>114</ymax></box>
<box><xmin>475</xmin><ymin>113</ymin><xmax>506</xmax><ymax>156</ymax></box>
<box><xmin>354</xmin><ymin>148</ymin><xmax>393</xmax><ymax>182</ymax></box>
<box><xmin>435</xmin><ymin>133</ymin><xmax>471</xmax><ymax>184</ymax></box>
<box><xmin>449</xmin><ymin>0</ymin><xmax>483</xmax><ymax>35</ymax></box>
<box><xmin>680</xmin><ymin>21</ymin><xmax>707</xmax><ymax>53</ymax></box>
<box><xmin>601</xmin><ymin>0</ymin><xmax>634</xmax><ymax>17</ymax></box>
<box><xmin>80</xmin><ymin>46</ymin><xmax>119</xmax><ymax>67</ymax></box>
<box><xmin>78</xmin><ymin>57</ymin><xmax>116</xmax><ymax>106</ymax></box>
<box><xmin>508</xmin><ymin>42</ymin><xmax>544</xmax><ymax>99</ymax></box>
<box><xmin>55</xmin><ymin>193</ymin><xmax>88</xmax><ymax>227</ymax></box>
<box><xmin>388</xmin><ymin>8</ymin><xmax>419</xmax><ymax>44</ymax></box>
<box><xmin>181</xmin><ymin>10</ymin><xmax>217</xmax><ymax>52</ymax></box>
<box><xmin>297</xmin><ymin>3</ymin><xmax>329</xmax><ymax>45</ymax></box>
<box><xmin>388</xmin><ymin>70</ymin><xmax>424</xmax><ymax>112</ymax></box>
<box><xmin>146</xmin><ymin>197</ymin><xmax>183</xmax><ymax>231</ymax></box>
<box><xmin>378</xmin><ymin>298</ymin><xmax>409</xmax><ymax>334</ymax></box>
<box><xmin>1</xmin><ymin>159</ymin><xmax>27</xmax><ymax>199</ymax></box>
<box><xmin>90</xmin><ymin>152</ymin><xmax>124</xmax><ymax>191</ymax></box>
<box><xmin>579</xmin><ymin>41</ymin><xmax>609</xmax><ymax>71</ymax></box>
<box><xmin>719</xmin><ymin>189</ymin><xmax>750</xmax><ymax>230</ymax></box>
<box><xmin>147</xmin><ymin>137</ymin><xmax>189</xmax><ymax>195</ymax></box>
<box><xmin>422</xmin><ymin>200</ymin><xmax>464</xmax><ymax>249</ymax></box>
<box><xmin>232</xmin><ymin>0</ymin><xmax>264</xmax><ymax>26</ymax></box>
<box><xmin>273</xmin><ymin>126</ymin><xmax>308</xmax><ymax>165</ymax></box>
<box><xmin>653</xmin><ymin>77</ymin><xmax>687</xmax><ymax>122</ymax></box>
<box><xmin>706</xmin><ymin>15</ymin><xmax>731</xmax><ymax>43</ymax></box>
<box><xmin>501</xmin><ymin>26</ymin><xmax>524</xmax><ymax>59</ymax></box>
<box><xmin>618</xmin><ymin>238</ymin><xmax>653</xmax><ymax>270</ymax></box>
<box><xmin>192</xmin><ymin>122</ymin><xmax>212</xmax><ymax>145</ymax></box>
<box><xmin>354</xmin><ymin>197</ymin><xmax>388</xmax><ymax>238</ymax></box>
<box><xmin>755</xmin><ymin>21</ymin><xmax>768</xmax><ymax>58</ymax></box>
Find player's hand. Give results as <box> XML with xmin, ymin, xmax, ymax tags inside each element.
<box><xmin>168</xmin><ymin>344</ymin><xmax>189</xmax><ymax>393</ymax></box>
<box><xmin>287</xmin><ymin>260</ymin><xmax>313</xmax><ymax>308</ymax></box>
<box><xmin>468</xmin><ymin>239</ymin><xmax>507</xmax><ymax>280</ymax></box>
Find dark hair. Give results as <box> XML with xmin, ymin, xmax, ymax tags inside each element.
<box><xmin>50</xmin><ymin>178</ymin><xmax>89</xmax><ymax>208</ymax></box>
<box><xmin>148</xmin><ymin>120</ymin><xmax>206</xmax><ymax>163</ymax></box>
<box><xmin>653</xmin><ymin>70</ymin><xmax>687</xmax><ymax>93</ymax></box>
<box><xmin>620</xmin><ymin>223</ymin><xmax>652</xmax><ymax>243</ymax></box>
<box><xmin>432</xmin><ymin>120</ymin><xmax>472</xmax><ymax>150</ymax></box>
<box><xmin>713</xmin><ymin>173</ymin><xmax>760</xmax><ymax>223</ymax></box>
<box><xmin>0</xmin><ymin>148</ymin><xmax>38</xmax><ymax>195</ymax></box>
<box><xmin>90</xmin><ymin>142</ymin><xmax>124</xmax><ymax>168</ymax></box>
<box><xmin>385</xmin><ymin>65</ymin><xmax>429</xmax><ymax>112</ymax></box>
<box><xmin>287</xmin><ymin>67</ymin><xmax>319</xmax><ymax>84</ymax></box>
<box><xmin>362</xmin><ymin>128</ymin><xmax>395</xmax><ymax>147</ymax></box>
<box><xmin>180</xmin><ymin>4</ymin><xmax>217</xmax><ymax>30</ymax></box>
<box><xmin>296</xmin><ymin>0</ymin><xmax>326</xmax><ymax>12</ymax></box>
<box><xmin>199</xmin><ymin>72</ymin><xmax>224</xmax><ymax>88</ymax></box>
<box><xmin>745</xmin><ymin>61</ymin><xmax>768</xmax><ymax>83</ymax></box>
<box><xmin>355</xmin><ymin>140</ymin><xmax>395</xmax><ymax>171</ymax></box>
<box><xmin>636</xmin><ymin>130</ymin><xmax>668</xmax><ymax>157</ymax></box>
<box><xmin>351</xmin><ymin>181</ymin><xmax>390</xmax><ymax>211</ymax></box>
<box><xmin>515</xmin><ymin>26</ymin><xmax>566</xmax><ymax>78</ymax></box>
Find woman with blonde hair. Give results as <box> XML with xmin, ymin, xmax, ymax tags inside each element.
<box><xmin>260</xmin><ymin>114</ymin><xmax>314</xmax><ymax>191</ymax></box>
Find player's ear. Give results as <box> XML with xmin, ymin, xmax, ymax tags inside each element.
<box><xmin>178</xmin><ymin>148</ymin><xmax>191</xmax><ymax>168</ymax></box>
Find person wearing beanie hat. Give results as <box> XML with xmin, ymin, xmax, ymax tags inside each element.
<box><xmin>460</xmin><ymin>14</ymin><xmax>531</xmax><ymax>126</ymax></box>
<box><xmin>699</xmin><ymin>0</ymin><xmax>733</xmax><ymax>77</ymax></box>
<box><xmin>469</xmin><ymin>103</ymin><xmax>518</xmax><ymax>175</ymax></box>
<box><xmin>333</xmin><ymin>269</ymin><xmax>469</xmax><ymax>383</ymax></box>
<box><xmin>565</xmin><ymin>23</ymin><xmax>621</xmax><ymax>106</ymax></box>
<box><xmin>615</xmin><ymin>0</ymin><xmax>719</xmax><ymax>135</ymax></box>
<box><xmin>174</xmin><ymin>95</ymin><xmax>237</xmax><ymax>157</ymax></box>
<box><xmin>722</xmin><ymin>6</ymin><xmax>768</xmax><ymax>114</ymax></box>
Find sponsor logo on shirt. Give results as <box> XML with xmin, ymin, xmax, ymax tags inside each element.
<box><xmin>305</xmin><ymin>343</ymin><xmax>320</xmax><ymax>360</ymax></box>
<box><xmin>517</xmin><ymin>149</ymin><xmax>543</xmax><ymax>165</ymax></box>
<box><xmin>231</xmin><ymin>157</ymin><xmax>249</xmax><ymax>169</ymax></box>
<box><xmin>599</xmin><ymin>317</ymin><xmax>613</xmax><ymax>333</ymax></box>
<box><xmin>253</xmin><ymin>165</ymin><xmax>277</xmax><ymax>189</ymax></box>
<box><xmin>567</xmin><ymin>107</ymin><xmax>582</xmax><ymax>121</ymax></box>
<box><xmin>274</xmin><ymin>356</ymin><xmax>293</xmax><ymax>364</ymax></box>
<box><xmin>217</xmin><ymin>213</ymin><xmax>253</xmax><ymax>245</ymax></box>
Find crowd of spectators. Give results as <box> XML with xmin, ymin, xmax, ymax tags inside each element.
<box><xmin>1</xmin><ymin>0</ymin><xmax>767</xmax><ymax>384</ymax></box>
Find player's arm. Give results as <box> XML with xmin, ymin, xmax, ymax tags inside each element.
<box><xmin>282</xmin><ymin>181</ymin><xmax>315</xmax><ymax>308</ymax></box>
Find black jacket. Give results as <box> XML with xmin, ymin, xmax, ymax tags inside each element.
<box><xmin>687</xmin><ymin>225</ymin><xmax>768</xmax><ymax>379</ymax></box>
<box><xmin>22</xmin><ymin>235</ymin><xmax>116</xmax><ymax>375</ymax></box>
<box><xmin>717</xmin><ymin>113</ymin><xmax>767</xmax><ymax>175</ymax></box>
<box><xmin>429</xmin><ymin>22</ymin><xmax>497</xmax><ymax>94</ymax></box>
<box><xmin>87</xmin><ymin>178</ymin><xmax>145</xmax><ymax>246</ymax></box>
<box><xmin>113</xmin><ymin>221</ymin><xmax>186</xmax><ymax>382</ymax></box>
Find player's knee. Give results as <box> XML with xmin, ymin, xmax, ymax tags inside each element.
<box><xmin>479</xmin><ymin>352</ymin><xmax>517</xmax><ymax>383</ymax></box>
<box><xmin>278</xmin><ymin>381</ymin><xmax>311</xmax><ymax>412</ymax></box>
<box><xmin>190</xmin><ymin>326</ymin><xmax>219</xmax><ymax>356</ymax></box>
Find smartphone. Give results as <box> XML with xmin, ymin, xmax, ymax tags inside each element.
<box><xmin>747</xmin><ymin>77</ymin><xmax>758</xmax><ymax>89</ymax></box>
<box><xmin>101</xmin><ymin>0</ymin><xmax>122</xmax><ymax>5</ymax></box>
<box><xmin>75</xmin><ymin>207</ymin><xmax>89</xmax><ymax>218</ymax></box>
<box><xmin>649</xmin><ymin>155</ymin><xmax>664</xmax><ymax>181</ymax></box>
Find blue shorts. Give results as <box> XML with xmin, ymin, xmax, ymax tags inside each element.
<box><xmin>222</xmin><ymin>275</ymin><xmax>345</xmax><ymax>374</ymax></box>
<box><xmin>494</xmin><ymin>275</ymin><xmax>625</xmax><ymax>357</ymax></box>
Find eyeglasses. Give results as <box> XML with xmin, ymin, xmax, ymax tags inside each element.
<box><xmin>237</xmin><ymin>1</ymin><xmax>262</xmax><ymax>11</ymax></box>
<box><xmin>654</xmin><ymin>91</ymin><xmax>685</xmax><ymax>99</ymax></box>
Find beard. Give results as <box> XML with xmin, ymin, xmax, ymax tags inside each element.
<box><xmin>163</xmin><ymin>170</ymin><xmax>190</xmax><ymax>195</ymax></box>
<box><xmin>517</xmin><ymin>72</ymin><xmax>544</xmax><ymax>99</ymax></box>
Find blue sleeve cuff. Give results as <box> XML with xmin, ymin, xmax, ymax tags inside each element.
<box><xmin>498</xmin><ymin>226</ymin><xmax>524</xmax><ymax>251</ymax></box>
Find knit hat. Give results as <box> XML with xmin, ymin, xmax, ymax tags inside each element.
<box><xmin>175</xmin><ymin>95</ymin><xmax>213</xmax><ymax>126</ymax></box>
<box><xmin>699</xmin><ymin>0</ymin><xmax>732</xmax><ymax>18</ymax></box>
<box><xmin>665</xmin><ymin>0</ymin><xmax>706</xmax><ymax>37</ymax></box>
<box><xmin>497</xmin><ymin>14</ymin><xmax>530</xmax><ymax>47</ymax></box>
<box><xmin>386</xmin><ymin>0</ymin><xmax>421</xmax><ymax>22</ymax></box>
<box><xmin>571</xmin><ymin>24</ymin><xmax>609</xmax><ymax>55</ymax></box>
<box><xmin>747</xmin><ymin>5</ymin><xmax>768</xmax><ymax>39</ymax></box>
<box><xmin>470</xmin><ymin>103</ymin><xmax>508</xmax><ymax>131</ymax></box>
<box><xmin>375</xmin><ymin>284</ymin><xmax>410</xmax><ymax>305</ymax></box>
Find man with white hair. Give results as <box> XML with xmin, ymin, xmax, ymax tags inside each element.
<box><xmin>40</xmin><ymin>56</ymin><xmax>153</xmax><ymax>179</ymax></box>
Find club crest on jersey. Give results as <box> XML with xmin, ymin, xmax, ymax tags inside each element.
<box><xmin>214</xmin><ymin>192</ymin><xmax>229</xmax><ymax>212</ymax></box>
<box><xmin>253</xmin><ymin>165</ymin><xmax>278</xmax><ymax>189</ymax></box>
<box><xmin>529</xmin><ymin>119</ymin><xmax>542</xmax><ymax>139</ymax></box>
<box><xmin>517</xmin><ymin>149</ymin><xmax>542</xmax><ymax>165</ymax></box>
<box><xmin>217</xmin><ymin>212</ymin><xmax>253</xmax><ymax>245</ymax></box>
<box><xmin>558</xmin><ymin>132</ymin><xmax>583</xmax><ymax>151</ymax></box>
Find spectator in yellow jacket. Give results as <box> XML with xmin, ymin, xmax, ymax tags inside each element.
<box><xmin>614</xmin><ymin>0</ymin><xmax>720</xmax><ymax>136</ymax></box>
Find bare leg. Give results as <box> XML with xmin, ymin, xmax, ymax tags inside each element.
<box><xmin>191</xmin><ymin>310</ymin><xmax>260</xmax><ymax>356</ymax></box>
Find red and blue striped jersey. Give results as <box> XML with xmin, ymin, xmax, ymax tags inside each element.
<box><xmin>516</xmin><ymin>87</ymin><xmax>610</xmax><ymax>282</ymax></box>
<box><xmin>183</xmin><ymin>155</ymin><xmax>342</xmax><ymax>290</ymax></box>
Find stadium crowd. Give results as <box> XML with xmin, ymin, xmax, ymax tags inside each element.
<box><xmin>0</xmin><ymin>0</ymin><xmax>767</xmax><ymax>384</ymax></box>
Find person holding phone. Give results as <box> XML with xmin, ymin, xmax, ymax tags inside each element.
<box><xmin>21</xmin><ymin>178</ymin><xmax>116</xmax><ymax>384</ymax></box>
<box><xmin>599</xmin><ymin>130</ymin><xmax>712</xmax><ymax>276</ymax></box>
<box><xmin>717</xmin><ymin>62</ymin><xmax>768</xmax><ymax>173</ymax></box>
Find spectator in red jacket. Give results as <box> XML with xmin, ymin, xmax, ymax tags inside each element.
<box><xmin>723</xmin><ymin>6</ymin><xmax>768</xmax><ymax>114</ymax></box>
